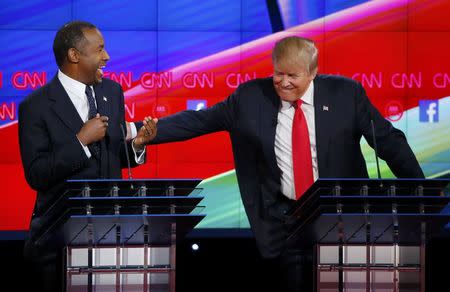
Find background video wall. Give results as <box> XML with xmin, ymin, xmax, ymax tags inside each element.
<box><xmin>0</xmin><ymin>0</ymin><xmax>449</xmax><ymax>231</ymax></box>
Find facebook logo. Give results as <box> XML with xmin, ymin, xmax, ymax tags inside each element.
<box><xmin>419</xmin><ymin>100</ymin><xmax>439</xmax><ymax>123</ymax></box>
<box><xmin>187</xmin><ymin>100</ymin><xmax>207</xmax><ymax>111</ymax></box>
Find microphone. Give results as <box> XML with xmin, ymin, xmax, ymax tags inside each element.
<box><xmin>370</xmin><ymin>119</ymin><xmax>382</xmax><ymax>181</ymax></box>
<box><xmin>120</xmin><ymin>123</ymin><xmax>133</xmax><ymax>180</ymax></box>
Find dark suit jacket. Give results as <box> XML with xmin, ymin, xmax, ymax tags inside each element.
<box><xmin>151</xmin><ymin>74</ymin><xmax>424</xmax><ymax>258</ymax></box>
<box><xmin>19</xmin><ymin>75</ymin><xmax>141</xmax><ymax>258</ymax></box>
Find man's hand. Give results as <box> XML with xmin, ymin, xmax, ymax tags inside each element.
<box><xmin>77</xmin><ymin>114</ymin><xmax>109</xmax><ymax>145</ymax></box>
<box><xmin>133</xmin><ymin>116</ymin><xmax>158</xmax><ymax>150</ymax></box>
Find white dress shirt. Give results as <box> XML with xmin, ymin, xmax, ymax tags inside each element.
<box><xmin>57</xmin><ymin>70</ymin><xmax>144</xmax><ymax>164</ymax></box>
<box><xmin>274</xmin><ymin>81</ymin><xmax>319</xmax><ymax>200</ymax></box>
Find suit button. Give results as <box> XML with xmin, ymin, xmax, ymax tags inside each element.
<box><xmin>283</xmin><ymin>210</ymin><xmax>287</xmax><ymax>215</ymax></box>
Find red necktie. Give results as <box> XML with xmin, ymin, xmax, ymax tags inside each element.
<box><xmin>292</xmin><ymin>100</ymin><xmax>314</xmax><ymax>199</ymax></box>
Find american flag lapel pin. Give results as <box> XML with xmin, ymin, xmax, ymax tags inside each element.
<box><xmin>322</xmin><ymin>105</ymin><xmax>329</xmax><ymax>111</ymax></box>
<box><xmin>103</xmin><ymin>96</ymin><xmax>108</xmax><ymax>102</ymax></box>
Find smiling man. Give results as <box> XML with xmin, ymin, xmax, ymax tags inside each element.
<box><xmin>18</xmin><ymin>21</ymin><xmax>156</xmax><ymax>292</ymax></box>
<box><xmin>147</xmin><ymin>36</ymin><xmax>424</xmax><ymax>291</ymax></box>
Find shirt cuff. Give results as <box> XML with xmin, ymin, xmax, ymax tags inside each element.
<box><xmin>132</xmin><ymin>139</ymin><xmax>145</xmax><ymax>164</ymax></box>
<box><xmin>77</xmin><ymin>136</ymin><xmax>91</xmax><ymax>158</ymax></box>
<box><xmin>130</xmin><ymin>122</ymin><xmax>138</xmax><ymax>140</ymax></box>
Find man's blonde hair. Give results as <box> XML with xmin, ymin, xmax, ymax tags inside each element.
<box><xmin>272</xmin><ymin>36</ymin><xmax>318</xmax><ymax>75</ymax></box>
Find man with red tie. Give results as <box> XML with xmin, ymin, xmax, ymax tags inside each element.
<box><xmin>149</xmin><ymin>36</ymin><xmax>424</xmax><ymax>291</ymax></box>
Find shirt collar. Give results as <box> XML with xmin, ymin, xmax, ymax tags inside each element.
<box><xmin>58</xmin><ymin>69</ymin><xmax>92</xmax><ymax>98</ymax></box>
<box><xmin>279</xmin><ymin>81</ymin><xmax>314</xmax><ymax>110</ymax></box>
<box><xmin>301</xmin><ymin>81</ymin><xmax>314</xmax><ymax>106</ymax></box>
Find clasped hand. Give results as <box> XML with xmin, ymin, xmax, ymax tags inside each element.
<box><xmin>132</xmin><ymin>116</ymin><xmax>158</xmax><ymax>150</ymax></box>
<box><xmin>77</xmin><ymin>113</ymin><xmax>108</xmax><ymax>146</ymax></box>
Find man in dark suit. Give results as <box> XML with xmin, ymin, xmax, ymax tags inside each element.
<box><xmin>149</xmin><ymin>36</ymin><xmax>424</xmax><ymax>291</ymax></box>
<box><xmin>18</xmin><ymin>21</ymin><xmax>156</xmax><ymax>292</ymax></box>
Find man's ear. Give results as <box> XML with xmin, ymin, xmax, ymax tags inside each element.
<box><xmin>310</xmin><ymin>67</ymin><xmax>318</xmax><ymax>80</ymax></box>
<box><xmin>67</xmin><ymin>48</ymin><xmax>79</xmax><ymax>64</ymax></box>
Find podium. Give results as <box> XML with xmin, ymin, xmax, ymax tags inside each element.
<box><xmin>34</xmin><ymin>179</ymin><xmax>205</xmax><ymax>292</ymax></box>
<box><xmin>286</xmin><ymin>178</ymin><xmax>450</xmax><ymax>292</ymax></box>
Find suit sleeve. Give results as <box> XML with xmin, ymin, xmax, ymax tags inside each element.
<box><xmin>18</xmin><ymin>100</ymin><xmax>89</xmax><ymax>191</ymax></box>
<box><xmin>151</xmin><ymin>87</ymin><xmax>238</xmax><ymax>144</ymax></box>
<box><xmin>355</xmin><ymin>82</ymin><xmax>424</xmax><ymax>178</ymax></box>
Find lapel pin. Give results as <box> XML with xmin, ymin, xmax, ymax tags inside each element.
<box><xmin>103</xmin><ymin>96</ymin><xmax>108</xmax><ymax>102</ymax></box>
<box><xmin>322</xmin><ymin>105</ymin><xmax>329</xmax><ymax>111</ymax></box>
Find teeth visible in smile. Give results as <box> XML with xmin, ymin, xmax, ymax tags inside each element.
<box><xmin>98</xmin><ymin>65</ymin><xmax>105</xmax><ymax>76</ymax></box>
